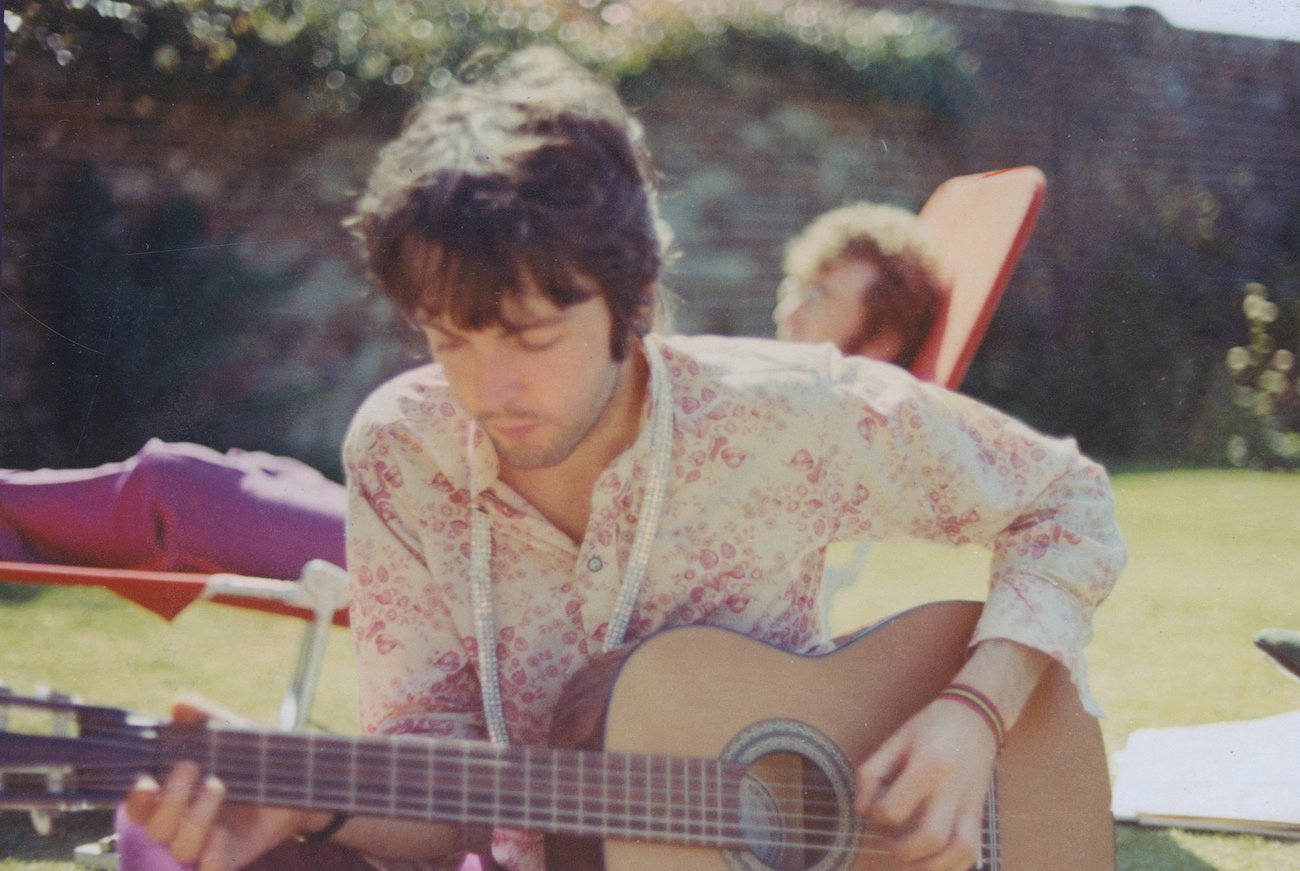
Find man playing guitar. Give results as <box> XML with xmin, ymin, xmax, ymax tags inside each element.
<box><xmin>124</xmin><ymin>45</ymin><xmax>1125</xmax><ymax>871</ymax></box>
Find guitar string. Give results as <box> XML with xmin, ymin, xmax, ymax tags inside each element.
<box><xmin>53</xmin><ymin>774</ymin><xmax>906</xmax><ymax>862</ymax></box>
<box><xmin>67</xmin><ymin>721</ymin><xmax>863</xmax><ymax>818</ymax></box>
<box><xmin>42</xmin><ymin>727</ymin><xmax>862</xmax><ymax>818</ymax></box>
<box><xmin>27</xmin><ymin>723</ymin><xmax>992</xmax><ymax>833</ymax></box>
<box><xmin>37</xmin><ymin>733</ymin><xmax>999</xmax><ymax>859</ymax></box>
<box><xmin>59</xmin><ymin>766</ymin><xmax>1009</xmax><ymax>867</ymax></box>
<box><xmin>31</xmin><ymin>726</ymin><xmax>893</xmax><ymax>855</ymax></box>
<box><xmin>47</xmin><ymin>727</ymin><xmax>1003</xmax><ymax>863</ymax></box>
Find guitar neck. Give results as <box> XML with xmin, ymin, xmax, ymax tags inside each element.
<box><xmin>160</xmin><ymin>726</ymin><xmax>750</xmax><ymax>848</ymax></box>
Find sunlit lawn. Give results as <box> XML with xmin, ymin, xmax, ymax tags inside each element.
<box><xmin>2</xmin><ymin>469</ymin><xmax>1298</xmax><ymax>869</ymax></box>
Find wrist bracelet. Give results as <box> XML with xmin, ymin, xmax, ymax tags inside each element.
<box><xmin>937</xmin><ymin>683</ymin><xmax>1006</xmax><ymax>750</ymax></box>
<box><xmin>300</xmin><ymin>811</ymin><xmax>351</xmax><ymax>843</ymax></box>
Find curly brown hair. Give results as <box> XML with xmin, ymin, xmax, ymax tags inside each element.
<box><xmin>783</xmin><ymin>202</ymin><xmax>945</xmax><ymax>367</ymax></box>
<box><xmin>347</xmin><ymin>47</ymin><xmax>671</xmax><ymax>360</ymax></box>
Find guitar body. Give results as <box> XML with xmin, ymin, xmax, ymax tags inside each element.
<box><xmin>0</xmin><ymin>600</ymin><xmax>1112</xmax><ymax>871</ymax></box>
<box><xmin>547</xmin><ymin>600</ymin><xmax>1114</xmax><ymax>871</ymax></box>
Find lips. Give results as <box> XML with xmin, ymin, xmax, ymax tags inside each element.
<box><xmin>488</xmin><ymin>419</ymin><xmax>541</xmax><ymax>442</ymax></box>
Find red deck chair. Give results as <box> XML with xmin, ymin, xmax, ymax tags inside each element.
<box><xmin>909</xmin><ymin>166</ymin><xmax>1047</xmax><ymax>390</ymax></box>
<box><xmin>822</xmin><ymin>166</ymin><xmax>1045</xmax><ymax>638</ymax></box>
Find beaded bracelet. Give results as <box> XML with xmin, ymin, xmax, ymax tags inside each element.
<box><xmin>937</xmin><ymin>683</ymin><xmax>1006</xmax><ymax>750</ymax></box>
<box><xmin>300</xmin><ymin>811</ymin><xmax>351</xmax><ymax>843</ymax></box>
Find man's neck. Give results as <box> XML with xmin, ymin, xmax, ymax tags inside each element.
<box><xmin>498</xmin><ymin>343</ymin><xmax>649</xmax><ymax>544</ymax></box>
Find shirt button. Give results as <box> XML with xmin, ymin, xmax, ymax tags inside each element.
<box><xmin>587</xmin><ymin>556</ymin><xmax>604</xmax><ymax>572</ymax></box>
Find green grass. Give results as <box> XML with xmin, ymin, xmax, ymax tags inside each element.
<box><xmin>3</xmin><ymin>469</ymin><xmax>1299</xmax><ymax>869</ymax></box>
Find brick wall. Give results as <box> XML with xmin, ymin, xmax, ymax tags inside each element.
<box><xmin>4</xmin><ymin>1</ymin><xmax>1298</xmax><ymax>469</ymax></box>
<box><xmin>651</xmin><ymin>0</ymin><xmax>1300</xmax><ymax>336</ymax></box>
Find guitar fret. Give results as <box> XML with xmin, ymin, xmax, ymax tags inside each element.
<box><xmin>624</xmin><ymin>751</ymin><xmax>633</xmax><ymax>834</ymax></box>
<box><xmin>348</xmin><ymin>736</ymin><xmax>359</xmax><ymax>813</ymax></box>
<box><xmin>263</xmin><ymin>734</ymin><xmax>307</xmax><ymax>806</ymax></box>
<box><xmin>159</xmin><ymin>719</ymin><xmax>787</xmax><ymax>851</ymax></box>
<box><xmin>550</xmin><ymin>747</ymin><xmax>560</xmax><ymax>834</ymax></box>
<box><xmin>641</xmin><ymin>752</ymin><xmax>658</xmax><ymax>838</ymax></box>
<box><xmin>521</xmin><ymin>744</ymin><xmax>532</xmax><ymax>829</ymax></box>
<box><xmin>684</xmin><ymin>756</ymin><xmax>695</xmax><ymax>840</ymax></box>
<box><xmin>431</xmin><ymin>738</ymin><xmax>441</xmax><ymax>821</ymax></box>
<box><xmin>305</xmin><ymin>732</ymin><xmax>316</xmax><ymax>808</ymax></box>
<box><xmin>460</xmin><ymin>743</ymin><xmax>470</xmax><ymax>824</ymax></box>
<box><xmin>673</xmin><ymin>755</ymin><xmax>684</xmax><ymax>840</ymax></box>
<box><xmin>494</xmin><ymin>742</ymin><xmax>505</xmax><ymax>826</ymax></box>
<box><xmin>686</xmin><ymin>757</ymin><xmax>699</xmax><ymax>841</ymax></box>
<box><xmin>314</xmin><ymin>734</ymin><xmax>352</xmax><ymax>808</ymax></box>
<box><xmin>609</xmin><ymin>751</ymin><xmax>629</xmax><ymax>835</ymax></box>
<box><xmin>717</xmin><ymin>759</ymin><xmax>728</xmax><ymax>847</ymax></box>
<box><xmin>576</xmin><ymin>751</ymin><xmax>585</xmax><ymax>832</ymax></box>
<box><xmin>256</xmin><ymin>733</ymin><xmax>267</xmax><ymax>805</ymax></box>
<box><xmin>599</xmin><ymin>746</ymin><xmax>608</xmax><ymax>837</ymax></box>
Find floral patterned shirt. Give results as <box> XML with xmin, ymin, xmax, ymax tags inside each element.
<box><xmin>342</xmin><ymin>334</ymin><xmax>1125</xmax><ymax>871</ymax></box>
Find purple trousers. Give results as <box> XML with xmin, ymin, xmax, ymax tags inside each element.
<box><xmin>0</xmin><ymin>439</ymin><xmax>345</xmax><ymax>579</ymax></box>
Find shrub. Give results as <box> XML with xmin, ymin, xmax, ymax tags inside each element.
<box><xmin>4</xmin><ymin>0</ymin><xmax>974</xmax><ymax>118</ymax></box>
<box><xmin>1225</xmin><ymin>283</ymin><xmax>1299</xmax><ymax>470</ymax></box>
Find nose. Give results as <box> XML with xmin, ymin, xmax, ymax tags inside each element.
<box><xmin>471</xmin><ymin>347</ymin><xmax>527</xmax><ymax>412</ymax></box>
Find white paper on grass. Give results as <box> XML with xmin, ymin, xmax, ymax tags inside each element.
<box><xmin>1110</xmin><ymin>708</ymin><xmax>1300</xmax><ymax>838</ymax></box>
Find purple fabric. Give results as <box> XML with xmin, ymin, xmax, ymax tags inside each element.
<box><xmin>0</xmin><ymin>439</ymin><xmax>345</xmax><ymax>579</ymax></box>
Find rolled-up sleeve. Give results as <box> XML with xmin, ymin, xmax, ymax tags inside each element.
<box><xmin>824</xmin><ymin>363</ymin><xmax>1126</xmax><ymax>715</ymax></box>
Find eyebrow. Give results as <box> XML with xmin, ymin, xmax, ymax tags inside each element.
<box><xmin>426</xmin><ymin>310</ymin><xmax>569</xmax><ymax>338</ymax></box>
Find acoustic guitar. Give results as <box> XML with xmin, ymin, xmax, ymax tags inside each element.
<box><xmin>0</xmin><ymin>600</ymin><xmax>1113</xmax><ymax>870</ymax></box>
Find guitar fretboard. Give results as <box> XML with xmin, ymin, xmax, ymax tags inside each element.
<box><xmin>159</xmin><ymin>726</ymin><xmax>753</xmax><ymax>848</ymax></box>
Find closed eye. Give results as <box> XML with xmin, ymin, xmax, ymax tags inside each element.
<box><xmin>513</xmin><ymin>329</ymin><xmax>563</xmax><ymax>352</ymax></box>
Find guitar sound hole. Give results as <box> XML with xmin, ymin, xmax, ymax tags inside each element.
<box><xmin>739</xmin><ymin>751</ymin><xmax>838</xmax><ymax>871</ymax></box>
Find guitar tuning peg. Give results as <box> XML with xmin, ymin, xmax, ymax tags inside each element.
<box><xmin>47</xmin><ymin>691</ymin><xmax>75</xmax><ymax>738</ymax></box>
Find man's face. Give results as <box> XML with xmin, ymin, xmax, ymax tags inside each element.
<box><xmin>420</xmin><ymin>278</ymin><xmax>628</xmax><ymax>472</ymax></box>
<box><xmin>773</xmin><ymin>257</ymin><xmax>904</xmax><ymax>361</ymax></box>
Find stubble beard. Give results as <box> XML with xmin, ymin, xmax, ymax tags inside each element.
<box><xmin>485</xmin><ymin>364</ymin><xmax>624</xmax><ymax>472</ymax></box>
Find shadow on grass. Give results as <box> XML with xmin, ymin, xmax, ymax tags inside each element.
<box><xmin>0</xmin><ymin>583</ymin><xmax>46</xmax><ymax>605</ymax></box>
<box><xmin>0</xmin><ymin>810</ymin><xmax>114</xmax><ymax>861</ymax></box>
<box><xmin>1118</xmin><ymin>823</ymin><xmax>1218</xmax><ymax>870</ymax></box>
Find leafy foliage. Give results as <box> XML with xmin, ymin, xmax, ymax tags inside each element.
<box><xmin>965</xmin><ymin>170</ymin><xmax>1252</xmax><ymax>464</ymax></box>
<box><xmin>4</xmin><ymin>0</ymin><xmax>973</xmax><ymax>116</ymax></box>
<box><xmin>1225</xmin><ymin>283</ymin><xmax>1299</xmax><ymax>470</ymax></box>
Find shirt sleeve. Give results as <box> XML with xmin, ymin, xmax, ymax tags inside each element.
<box><xmin>823</xmin><ymin>359</ymin><xmax>1127</xmax><ymax>715</ymax></box>
<box><xmin>343</xmin><ymin>418</ymin><xmax>488</xmax><ymax>741</ymax></box>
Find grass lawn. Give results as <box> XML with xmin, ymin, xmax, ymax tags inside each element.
<box><xmin>2</xmin><ymin>468</ymin><xmax>1299</xmax><ymax>869</ymax></box>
